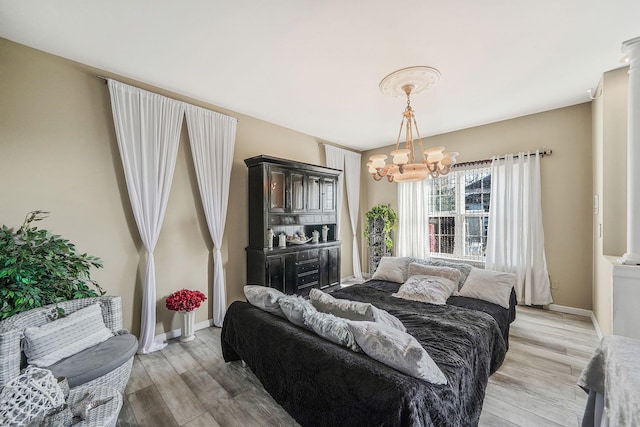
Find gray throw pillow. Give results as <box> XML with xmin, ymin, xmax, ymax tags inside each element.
<box><xmin>309</xmin><ymin>288</ymin><xmax>373</xmax><ymax>320</ymax></box>
<box><xmin>428</xmin><ymin>259</ymin><xmax>473</xmax><ymax>290</ymax></box>
<box><xmin>392</xmin><ymin>275</ymin><xmax>457</xmax><ymax>305</ymax></box>
<box><xmin>278</xmin><ymin>295</ymin><xmax>316</xmax><ymax>328</ymax></box>
<box><xmin>244</xmin><ymin>285</ymin><xmax>285</xmax><ymax>317</ymax></box>
<box><xmin>303</xmin><ymin>310</ymin><xmax>360</xmax><ymax>352</ymax></box>
<box><xmin>408</xmin><ymin>263</ymin><xmax>461</xmax><ymax>286</ymax></box>
<box><xmin>347</xmin><ymin>321</ymin><xmax>447</xmax><ymax>384</ymax></box>
<box><xmin>309</xmin><ymin>288</ymin><xmax>406</xmax><ymax>332</ymax></box>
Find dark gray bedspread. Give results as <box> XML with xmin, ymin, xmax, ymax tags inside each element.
<box><xmin>222</xmin><ymin>280</ymin><xmax>508</xmax><ymax>427</ymax></box>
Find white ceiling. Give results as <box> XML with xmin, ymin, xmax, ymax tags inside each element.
<box><xmin>1</xmin><ymin>1</ymin><xmax>638</xmax><ymax>151</ymax></box>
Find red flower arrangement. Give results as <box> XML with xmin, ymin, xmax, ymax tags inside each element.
<box><xmin>165</xmin><ymin>289</ymin><xmax>207</xmax><ymax>312</ymax></box>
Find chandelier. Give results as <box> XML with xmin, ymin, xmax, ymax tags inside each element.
<box><xmin>367</xmin><ymin>66</ymin><xmax>458</xmax><ymax>182</ymax></box>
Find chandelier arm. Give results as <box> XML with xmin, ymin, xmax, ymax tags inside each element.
<box><xmin>387</xmin><ymin>174</ymin><xmax>394</xmax><ymax>183</ymax></box>
<box><xmin>372</xmin><ymin>173</ymin><xmax>383</xmax><ymax>181</ymax></box>
<box><xmin>405</xmin><ymin>111</ymin><xmax>414</xmax><ymax>163</ymax></box>
<box><xmin>412</xmin><ymin>117</ymin><xmax>428</xmax><ymax>162</ymax></box>
<box><xmin>395</xmin><ymin>118</ymin><xmax>405</xmax><ymax>150</ymax></box>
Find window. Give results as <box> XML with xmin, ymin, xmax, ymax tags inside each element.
<box><xmin>427</xmin><ymin>167</ymin><xmax>491</xmax><ymax>262</ymax></box>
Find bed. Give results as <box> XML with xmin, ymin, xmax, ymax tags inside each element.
<box><xmin>222</xmin><ymin>279</ymin><xmax>517</xmax><ymax>427</ymax></box>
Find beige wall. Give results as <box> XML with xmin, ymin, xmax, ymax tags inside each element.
<box><xmin>362</xmin><ymin>104</ymin><xmax>594</xmax><ymax>310</ymax></box>
<box><xmin>0</xmin><ymin>38</ymin><xmax>356</xmax><ymax>335</ymax></box>
<box><xmin>592</xmin><ymin>66</ymin><xmax>629</xmax><ymax>335</ymax></box>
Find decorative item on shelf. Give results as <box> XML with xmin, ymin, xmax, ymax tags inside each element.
<box><xmin>312</xmin><ymin>229</ymin><xmax>320</xmax><ymax>243</ymax></box>
<box><xmin>165</xmin><ymin>289</ymin><xmax>207</xmax><ymax>342</ymax></box>
<box><xmin>266</xmin><ymin>228</ymin><xmax>274</xmax><ymax>249</ymax></box>
<box><xmin>278</xmin><ymin>233</ymin><xmax>287</xmax><ymax>248</ymax></box>
<box><xmin>288</xmin><ymin>238</ymin><xmax>312</xmax><ymax>245</ymax></box>
<box><xmin>367</xmin><ymin>66</ymin><xmax>459</xmax><ymax>183</ymax></box>
<box><xmin>322</xmin><ymin>225</ymin><xmax>329</xmax><ymax>242</ymax></box>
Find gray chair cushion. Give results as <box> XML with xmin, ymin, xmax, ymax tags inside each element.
<box><xmin>48</xmin><ymin>334</ymin><xmax>137</xmax><ymax>388</ymax></box>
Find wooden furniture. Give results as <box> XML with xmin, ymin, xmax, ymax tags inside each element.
<box><xmin>244</xmin><ymin>155</ymin><xmax>342</xmax><ymax>296</ymax></box>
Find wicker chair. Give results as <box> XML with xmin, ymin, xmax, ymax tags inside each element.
<box><xmin>0</xmin><ymin>296</ymin><xmax>136</xmax><ymax>394</ymax></box>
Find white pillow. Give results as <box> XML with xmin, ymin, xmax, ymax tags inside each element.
<box><xmin>347</xmin><ymin>321</ymin><xmax>447</xmax><ymax>384</ymax></box>
<box><xmin>392</xmin><ymin>275</ymin><xmax>457</xmax><ymax>305</ymax></box>
<box><xmin>23</xmin><ymin>303</ymin><xmax>113</xmax><ymax>367</ymax></box>
<box><xmin>303</xmin><ymin>310</ymin><xmax>360</xmax><ymax>352</ymax></box>
<box><xmin>371</xmin><ymin>257</ymin><xmax>412</xmax><ymax>283</ymax></box>
<box><xmin>309</xmin><ymin>288</ymin><xmax>406</xmax><ymax>332</ymax></box>
<box><xmin>408</xmin><ymin>263</ymin><xmax>461</xmax><ymax>286</ymax></box>
<box><xmin>243</xmin><ymin>285</ymin><xmax>285</xmax><ymax>317</ymax></box>
<box><xmin>457</xmin><ymin>267</ymin><xmax>515</xmax><ymax>309</ymax></box>
<box><xmin>278</xmin><ymin>295</ymin><xmax>316</xmax><ymax>328</ymax></box>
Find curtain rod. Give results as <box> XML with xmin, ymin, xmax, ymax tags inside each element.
<box><xmin>453</xmin><ymin>148</ymin><xmax>552</xmax><ymax>168</ymax></box>
<box><xmin>96</xmin><ymin>75</ymin><xmax>239</xmax><ymax>122</ymax></box>
<box><xmin>317</xmin><ymin>141</ymin><xmax>361</xmax><ymax>154</ymax></box>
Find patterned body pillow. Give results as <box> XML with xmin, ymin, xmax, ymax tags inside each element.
<box><xmin>309</xmin><ymin>288</ymin><xmax>406</xmax><ymax>332</ymax></box>
<box><xmin>22</xmin><ymin>304</ymin><xmax>113</xmax><ymax>367</ymax></box>
<box><xmin>347</xmin><ymin>320</ymin><xmax>447</xmax><ymax>384</ymax></box>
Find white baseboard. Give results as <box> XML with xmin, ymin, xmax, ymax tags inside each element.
<box><xmin>548</xmin><ymin>304</ymin><xmax>592</xmax><ymax>317</ymax></box>
<box><xmin>547</xmin><ymin>304</ymin><xmax>603</xmax><ymax>339</ymax></box>
<box><xmin>590</xmin><ymin>312</ymin><xmax>604</xmax><ymax>340</ymax></box>
<box><xmin>156</xmin><ymin>318</ymin><xmax>217</xmax><ymax>343</ymax></box>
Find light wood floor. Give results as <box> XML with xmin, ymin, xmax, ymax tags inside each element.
<box><xmin>116</xmin><ymin>306</ymin><xmax>600</xmax><ymax>427</ymax></box>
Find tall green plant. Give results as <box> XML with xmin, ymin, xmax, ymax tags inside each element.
<box><xmin>0</xmin><ymin>211</ymin><xmax>104</xmax><ymax>320</ymax></box>
<box><xmin>364</xmin><ymin>204</ymin><xmax>397</xmax><ymax>252</ymax></box>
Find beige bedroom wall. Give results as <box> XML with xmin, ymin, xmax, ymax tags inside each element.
<box><xmin>0</xmin><ymin>38</ymin><xmax>355</xmax><ymax>336</ymax></box>
<box><xmin>362</xmin><ymin>103</ymin><xmax>593</xmax><ymax>310</ymax></box>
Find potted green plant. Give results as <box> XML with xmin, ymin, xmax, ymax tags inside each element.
<box><xmin>0</xmin><ymin>211</ymin><xmax>104</xmax><ymax>320</ymax></box>
<box><xmin>364</xmin><ymin>204</ymin><xmax>397</xmax><ymax>252</ymax></box>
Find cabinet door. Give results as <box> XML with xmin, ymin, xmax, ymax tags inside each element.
<box><xmin>322</xmin><ymin>177</ymin><xmax>336</xmax><ymax>212</ymax></box>
<box><xmin>326</xmin><ymin>246</ymin><xmax>340</xmax><ymax>287</ymax></box>
<box><xmin>307</xmin><ymin>175</ymin><xmax>321</xmax><ymax>211</ymax></box>
<box><xmin>269</xmin><ymin>168</ymin><xmax>286</xmax><ymax>212</ymax></box>
<box><xmin>266</xmin><ymin>254</ymin><xmax>296</xmax><ymax>294</ymax></box>
<box><xmin>319</xmin><ymin>246</ymin><xmax>340</xmax><ymax>289</ymax></box>
<box><xmin>266</xmin><ymin>255</ymin><xmax>285</xmax><ymax>292</ymax></box>
<box><xmin>290</xmin><ymin>172</ymin><xmax>305</xmax><ymax>212</ymax></box>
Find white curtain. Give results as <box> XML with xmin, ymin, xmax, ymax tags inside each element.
<box><xmin>185</xmin><ymin>105</ymin><xmax>237</xmax><ymax>327</ymax></box>
<box><xmin>324</xmin><ymin>145</ymin><xmax>363</xmax><ymax>279</ymax></box>
<box><xmin>342</xmin><ymin>150</ymin><xmax>363</xmax><ymax>279</ymax></box>
<box><xmin>397</xmin><ymin>180</ymin><xmax>430</xmax><ymax>260</ymax></box>
<box><xmin>324</xmin><ymin>146</ymin><xmax>344</xmax><ymax>236</ymax></box>
<box><xmin>108</xmin><ymin>80</ymin><xmax>185</xmax><ymax>354</ymax></box>
<box><xmin>485</xmin><ymin>150</ymin><xmax>552</xmax><ymax>306</ymax></box>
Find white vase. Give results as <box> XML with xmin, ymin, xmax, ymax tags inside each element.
<box><xmin>179</xmin><ymin>310</ymin><xmax>196</xmax><ymax>342</ymax></box>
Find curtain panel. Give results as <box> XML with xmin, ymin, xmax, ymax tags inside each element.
<box><xmin>185</xmin><ymin>105</ymin><xmax>237</xmax><ymax>327</ymax></box>
<box><xmin>397</xmin><ymin>180</ymin><xmax>430</xmax><ymax>260</ymax></box>
<box><xmin>324</xmin><ymin>145</ymin><xmax>363</xmax><ymax>279</ymax></box>
<box><xmin>107</xmin><ymin>79</ymin><xmax>185</xmax><ymax>354</ymax></box>
<box><xmin>485</xmin><ymin>150</ymin><xmax>552</xmax><ymax>306</ymax></box>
